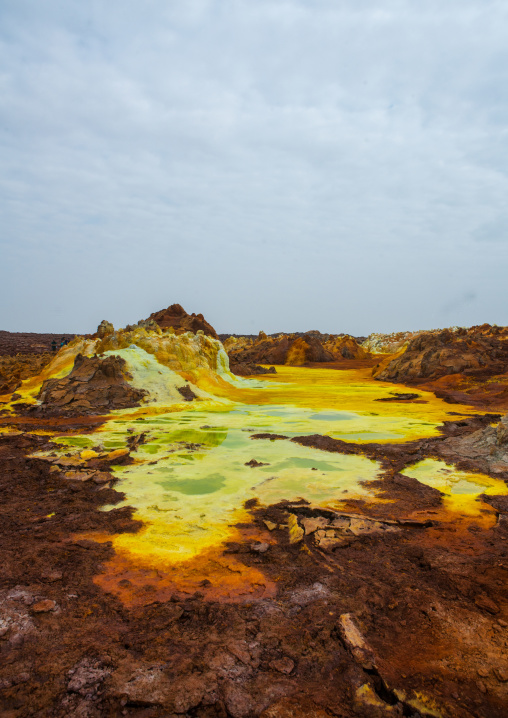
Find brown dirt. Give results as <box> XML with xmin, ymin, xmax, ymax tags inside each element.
<box><xmin>1</xmin><ymin>410</ymin><xmax>508</xmax><ymax>717</ymax></box>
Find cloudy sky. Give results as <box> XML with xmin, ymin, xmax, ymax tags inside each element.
<box><xmin>1</xmin><ymin>0</ymin><xmax>507</xmax><ymax>336</ymax></box>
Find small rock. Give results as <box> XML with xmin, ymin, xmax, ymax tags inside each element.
<box><xmin>32</xmin><ymin>599</ymin><xmax>57</xmax><ymax>613</ymax></box>
<box><xmin>56</xmin><ymin>456</ymin><xmax>83</xmax><ymax>467</ymax></box>
<box><xmin>93</xmin><ymin>472</ymin><xmax>113</xmax><ymax>484</ymax></box>
<box><xmin>498</xmin><ymin>619</ymin><xmax>508</xmax><ymax>627</ymax></box>
<box><xmin>338</xmin><ymin>613</ymin><xmax>375</xmax><ymax>670</ymax></box>
<box><xmin>12</xmin><ymin>672</ymin><xmax>30</xmax><ymax>685</ymax></box>
<box><xmin>269</xmin><ymin>657</ymin><xmax>295</xmax><ymax>674</ymax></box>
<box><xmin>107</xmin><ymin>448</ymin><xmax>129</xmax><ymax>461</ymax></box>
<box><xmin>80</xmin><ymin>449</ymin><xmax>99</xmax><ymax>460</ymax></box>
<box><xmin>263</xmin><ymin>520</ymin><xmax>277</xmax><ymax>531</ymax></box>
<box><xmin>475</xmin><ymin>594</ymin><xmax>500</xmax><ymax>615</ymax></box>
<box><xmin>300</xmin><ymin>516</ymin><xmax>329</xmax><ymax>534</ymax></box>
<box><xmin>224</xmin><ymin>683</ymin><xmax>252</xmax><ymax>718</ymax></box>
<box><xmin>250</xmin><ymin>542</ymin><xmax>269</xmax><ymax>553</ymax></box>
<box><xmin>494</xmin><ymin>667</ymin><xmax>508</xmax><ymax>683</ymax></box>
<box><xmin>64</xmin><ymin>471</ymin><xmax>94</xmax><ymax>482</ymax></box>
<box><xmin>0</xmin><ymin>625</ymin><xmax>10</xmax><ymax>638</ymax></box>
<box><xmin>477</xmin><ymin>668</ymin><xmax>489</xmax><ymax>678</ymax></box>
<box><xmin>9</xmin><ymin>633</ymin><xmax>24</xmax><ymax>647</ymax></box>
<box><xmin>41</xmin><ymin>570</ymin><xmax>63</xmax><ymax>582</ymax></box>
<box><xmin>287</xmin><ymin>514</ymin><xmax>304</xmax><ymax>544</ymax></box>
<box><xmin>227</xmin><ymin>640</ymin><xmax>251</xmax><ymax>665</ymax></box>
<box><xmin>476</xmin><ymin>680</ymin><xmax>487</xmax><ymax>694</ymax></box>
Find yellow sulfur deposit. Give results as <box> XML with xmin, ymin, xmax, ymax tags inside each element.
<box><xmin>402</xmin><ymin>458</ymin><xmax>507</xmax><ymax>517</ymax></box>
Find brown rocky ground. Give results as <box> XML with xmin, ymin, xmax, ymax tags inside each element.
<box><xmin>1</xmin><ymin>409</ymin><xmax>508</xmax><ymax>717</ymax></box>
<box><xmin>0</xmin><ymin>332</ymin><xmax>76</xmax><ymax>357</ymax></box>
<box><xmin>0</xmin><ymin>354</ymin><xmax>54</xmax><ymax>396</ymax></box>
<box><xmin>2</xmin><ymin>323</ymin><xmax>508</xmax><ymax>716</ymax></box>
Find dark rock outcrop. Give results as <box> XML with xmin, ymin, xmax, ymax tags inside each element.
<box><xmin>227</xmin><ymin>331</ymin><xmax>369</xmax><ymax>367</ymax></box>
<box><xmin>142</xmin><ymin>304</ymin><xmax>218</xmax><ymax>339</ymax></box>
<box><xmin>38</xmin><ymin>354</ymin><xmax>146</xmax><ymax>413</ymax></box>
<box><xmin>230</xmin><ymin>362</ymin><xmax>277</xmax><ymax>376</ymax></box>
<box><xmin>438</xmin><ymin>413</ymin><xmax>508</xmax><ymax>474</ymax></box>
<box><xmin>375</xmin><ymin>325</ymin><xmax>508</xmax><ymax>383</ymax></box>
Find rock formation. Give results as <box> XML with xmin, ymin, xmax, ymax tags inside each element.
<box><xmin>227</xmin><ymin>331</ymin><xmax>368</xmax><ymax>368</ymax></box>
<box><xmin>38</xmin><ymin>354</ymin><xmax>146</xmax><ymax>413</ymax></box>
<box><xmin>230</xmin><ymin>362</ymin><xmax>277</xmax><ymax>376</ymax></box>
<box><xmin>0</xmin><ymin>354</ymin><xmax>53</xmax><ymax>396</ymax></box>
<box><xmin>361</xmin><ymin>330</ymin><xmax>420</xmax><ymax>355</ymax></box>
<box><xmin>142</xmin><ymin>304</ymin><xmax>218</xmax><ymax>339</ymax></box>
<box><xmin>323</xmin><ymin>335</ymin><xmax>370</xmax><ymax>360</ymax></box>
<box><xmin>97</xmin><ymin>320</ymin><xmax>114</xmax><ymax>339</ymax></box>
<box><xmin>439</xmin><ymin>412</ymin><xmax>508</xmax><ymax>474</ymax></box>
<box><xmin>375</xmin><ymin>325</ymin><xmax>508</xmax><ymax>383</ymax></box>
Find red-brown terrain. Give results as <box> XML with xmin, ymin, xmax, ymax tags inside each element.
<box><xmin>1</xmin><ymin>315</ymin><xmax>508</xmax><ymax>717</ymax></box>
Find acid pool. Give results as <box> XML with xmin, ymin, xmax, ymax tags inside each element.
<box><xmin>48</xmin><ymin>366</ymin><xmax>502</xmax><ymax>568</ymax></box>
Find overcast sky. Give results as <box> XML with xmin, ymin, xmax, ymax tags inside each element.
<box><xmin>1</xmin><ymin>0</ymin><xmax>507</xmax><ymax>336</ymax></box>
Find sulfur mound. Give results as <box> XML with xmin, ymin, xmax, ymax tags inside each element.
<box><xmin>38</xmin><ymin>354</ymin><xmax>146</xmax><ymax>413</ymax></box>
<box><xmin>142</xmin><ymin>304</ymin><xmax>218</xmax><ymax>339</ymax></box>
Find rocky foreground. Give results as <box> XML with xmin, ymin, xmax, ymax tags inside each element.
<box><xmin>1</xmin><ymin>310</ymin><xmax>508</xmax><ymax>717</ymax></box>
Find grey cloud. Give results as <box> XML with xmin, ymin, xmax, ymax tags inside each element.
<box><xmin>473</xmin><ymin>216</ymin><xmax>508</xmax><ymax>243</ymax></box>
<box><xmin>1</xmin><ymin>0</ymin><xmax>508</xmax><ymax>334</ymax></box>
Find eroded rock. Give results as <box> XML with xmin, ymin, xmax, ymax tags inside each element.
<box><xmin>38</xmin><ymin>354</ymin><xmax>146</xmax><ymax>414</ymax></box>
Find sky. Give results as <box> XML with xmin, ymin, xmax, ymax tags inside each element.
<box><xmin>1</xmin><ymin>0</ymin><xmax>508</xmax><ymax>336</ymax></box>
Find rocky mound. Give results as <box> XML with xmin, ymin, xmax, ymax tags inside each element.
<box><xmin>362</xmin><ymin>330</ymin><xmax>420</xmax><ymax>355</ymax></box>
<box><xmin>227</xmin><ymin>331</ymin><xmax>369</xmax><ymax>367</ymax></box>
<box><xmin>323</xmin><ymin>334</ymin><xmax>370</xmax><ymax>360</ymax></box>
<box><xmin>438</xmin><ymin>412</ymin><xmax>508</xmax><ymax>475</ymax></box>
<box><xmin>38</xmin><ymin>354</ymin><xmax>146</xmax><ymax>413</ymax></box>
<box><xmin>375</xmin><ymin>324</ymin><xmax>508</xmax><ymax>383</ymax></box>
<box><xmin>142</xmin><ymin>304</ymin><xmax>218</xmax><ymax>339</ymax></box>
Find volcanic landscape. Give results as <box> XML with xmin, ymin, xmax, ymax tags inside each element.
<box><xmin>1</xmin><ymin>304</ymin><xmax>508</xmax><ymax>718</ymax></box>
